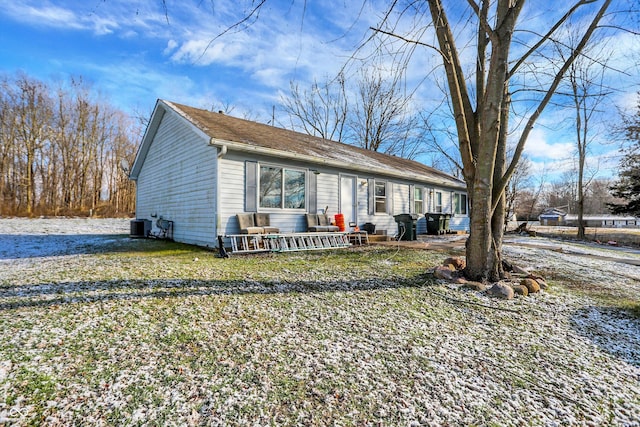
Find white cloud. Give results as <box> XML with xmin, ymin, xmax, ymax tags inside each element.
<box><xmin>1</xmin><ymin>0</ymin><xmax>171</xmax><ymax>37</ymax></box>
<box><xmin>523</xmin><ymin>128</ymin><xmax>575</xmax><ymax>162</ymax></box>
<box><xmin>4</xmin><ymin>2</ymin><xmax>83</xmax><ymax>30</ymax></box>
<box><xmin>163</xmin><ymin>39</ymin><xmax>178</xmax><ymax>55</ymax></box>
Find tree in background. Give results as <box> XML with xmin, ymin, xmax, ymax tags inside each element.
<box><xmin>557</xmin><ymin>30</ymin><xmax>611</xmax><ymax>238</ymax></box>
<box><xmin>282</xmin><ymin>73</ymin><xmax>348</xmax><ymax>143</ymax></box>
<box><xmin>608</xmin><ymin>98</ymin><xmax>640</xmax><ymax>215</ymax></box>
<box><xmin>0</xmin><ymin>72</ymin><xmax>139</xmax><ymax>217</ymax></box>
<box><xmin>608</xmin><ymin>147</ymin><xmax>640</xmax><ymax>216</ymax></box>
<box><xmin>504</xmin><ymin>156</ymin><xmax>532</xmax><ymax>229</ymax></box>
<box><xmin>281</xmin><ymin>63</ymin><xmax>426</xmax><ymax>160</ymax></box>
<box><xmin>584</xmin><ymin>179</ymin><xmax>618</xmax><ymax>213</ymax></box>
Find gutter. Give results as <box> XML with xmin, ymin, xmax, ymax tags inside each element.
<box><xmin>208</xmin><ymin>137</ymin><xmax>465</xmax><ymax>190</ymax></box>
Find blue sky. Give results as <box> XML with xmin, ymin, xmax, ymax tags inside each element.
<box><xmin>1</xmin><ymin>0</ymin><xmax>638</xmax><ymax>180</ymax></box>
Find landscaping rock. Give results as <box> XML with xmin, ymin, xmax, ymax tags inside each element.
<box><xmin>462</xmin><ymin>281</ymin><xmax>486</xmax><ymax>292</ymax></box>
<box><xmin>521</xmin><ymin>278</ymin><xmax>540</xmax><ymax>293</ymax></box>
<box><xmin>443</xmin><ymin>257</ymin><xmax>465</xmax><ymax>270</ymax></box>
<box><xmin>527</xmin><ymin>274</ymin><xmax>548</xmax><ymax>290</ymax></box>
<box><xmin>511</xmin><ymin>284</ymin><xmax>529</xmax><ymax>296</ymax></box>
<box><xmin>486</xmin><ymin>282</ymin><xmax>514</xmax><ymax>299</ymax></box>
<box><xmin>512</xmin><ymin>264</ymin><xmax>529</xmax><ymax>275</ymax></box>
<box><xmin>434</xmin><ymin>265</ymin><xmax>457</xmax><ymax>281</ymax></box>
<box><xmin>536</xmin><ymin>278</ymin><xmax>549</xmax><ymax>290</ymax></box>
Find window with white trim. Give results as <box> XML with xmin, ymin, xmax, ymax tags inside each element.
<box><xmin>375</xmin><ymin>181</ymin><xmax>386</xmax><ymax>213</ymax></box>
<box><xmin>414</xmin><ymin>187</ymin><xmax>424</xmax><ymax>214</ymax></box>
<box><xmin>453</xmin><ymin>192</ymin><xmax>467</xmax><ymax>215</ymax></box>
<box><xmin>434</xmin><ymin>191</ymin><xmax>443</xmax><ymax>213</ymax></box>
<box><xmin>259</xmin><ymin>165</ymin><xmax>306</xmax><ymax>209</ymax></box>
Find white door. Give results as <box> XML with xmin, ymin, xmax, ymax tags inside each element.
<box><xmin>340</xmin><ymin>175</ymin><xmax>356</xmax><ymax>225</ymax></box>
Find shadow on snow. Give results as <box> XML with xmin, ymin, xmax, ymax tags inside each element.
<box><xmin>571</xmin><ymin>306</ymin><xmax>640</xmax><ymax>367</ymax></box>
<box><xmin>0</xmin><ymin>273</ymin><xmax>430</xmax><ymax>312</ymax></box>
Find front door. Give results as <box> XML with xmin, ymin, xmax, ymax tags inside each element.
<box><xmin>340</xmin><ymin>175</ymin><xmax>356</xmax><ymax>226</ymax></box>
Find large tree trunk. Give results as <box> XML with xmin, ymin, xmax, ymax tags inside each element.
<box><xmin>462</xmin><ymin>2</ymin><xmax>514</xmax><ymax>281</ymax></box>
<box><xmin>466</xmin><ymin>182</ymin><xmax>494</xmax><ymax>280</ymax></box>
<box><xmin>425</xmin><ymin>0</ymin><xmax>611</xmax><ymax>282</ymax></box>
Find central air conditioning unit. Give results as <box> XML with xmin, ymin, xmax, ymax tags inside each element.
<box><xmin>129</xmin><ymin>219</ymin><xmax>152</xmax><ymax>238</ymax></box>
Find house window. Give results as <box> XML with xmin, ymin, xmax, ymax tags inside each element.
<box><xmin>434</xmin><ymin>191</ymin><xmax>442</xmax><ymax>213</ymax></box>
<box><xmin>284</xmin><ymin>169</ymin><xmax>305</xmax><ymax>209</ymax></box>
<box><xmin>375</xmin><ymin>181</ymin><xmax>386</xmax><ymax>213</ymax></box>
<box><xmin>453</xmin><ymin>192</ymin><xmax>467</xmax><ymax>215</ymax></box>
<box><xmin>259</xmin><ymin>165</ymin><xmax>305</xmax><ymax>210</ymax></box>
<box><xmin>414</xmin><ymin>187</ymin><xmax>423</xmax><ymax>214</ymax></box>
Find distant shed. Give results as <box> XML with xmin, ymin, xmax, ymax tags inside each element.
<box><xmin>539</xmin><ymin>208</ymin><xmax>567</xmax><ymax>226</ymax></box>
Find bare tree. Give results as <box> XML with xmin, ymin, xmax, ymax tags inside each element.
<box><xmin>585</xmin><ymin>178</ymin><xmax>618</xmax><ymax>213</ymax></box>
<box><xmin>281</xmin><ymin>64</ymin><xmax>426</xmax><ymax>159</ymax></box>
<box><xmin>369</xmin><ymin>0</ymin><xmax>622</xmax><ymax>280</ymax></box>
<box><xmin>514</xmin><ymin>163</ymin><xmax>547</xmax><ymax>223</ymax></box>
<box><xmin>13</xmin><ymin>74</ymin><xmax>53</xmax><ymax>216</ymax></box>
<box><xmin>350</xmin><ymin>65</ymin><xmax>425</xmax><ymax>158</ymax></box>
<box><xmin>0</xmin><ymin>72</ymin><xmax>138</xmax><ymax>216</ymax></box>
<box><xmin>556</xmin><ymin>31</ymin><xmax>612</xmax><ymax>238</ymax></box>
<box><xmin>282</xmin><ymin>73</ymin><xmax>348</xmax><ymax>142</ymax></box>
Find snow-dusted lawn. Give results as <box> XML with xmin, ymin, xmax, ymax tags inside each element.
<box><xmin>0</xmin><ymin>218</ymin><xmax>638</xmax><ymax>426</ymax></box>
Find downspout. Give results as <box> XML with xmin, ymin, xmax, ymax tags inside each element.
<box><xmin>217</xmin><ymin>144</ymin><xmax>227</xmax><ymax>158</ymax></box>
<box><xmin>214</xmin><ymin>139</ymin><xmax>227</xmax><ymax>244</ymax></box>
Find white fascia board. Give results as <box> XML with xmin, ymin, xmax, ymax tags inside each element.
<box><xmin>129</xmin><ymin>100</ymin><xmax>212</xmax><ymax>181</ymax></box>
<box><xmin>129</xmin><ymin>101</ymin><xmax>165</xmax><ymax>181</ymax></box>
<box><xmin>209</xmin><ymin>137</ymin><xmax>466</xmax><ymax>190</ymax></box>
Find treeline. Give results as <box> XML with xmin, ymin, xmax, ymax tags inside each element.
<box><xmin>0</xmin><ymin>72</ymin><xmax>139</xmax><ymax>217</ymax></box>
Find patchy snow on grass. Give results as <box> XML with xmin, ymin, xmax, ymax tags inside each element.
<box><xmin>0</xmin><ymin>217</ymin><xmax>130</xmax><ymax>260</ymax></box>
<box><xmin>0</xmin><ymin>218</ymin><xmax>638</xmax><ymax>426</ymax></box>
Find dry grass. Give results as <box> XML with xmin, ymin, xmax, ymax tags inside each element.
<box><xmin>531</xmin><ymin>225</ymin><xmax>640</xmax><ymax>247</ymax></box>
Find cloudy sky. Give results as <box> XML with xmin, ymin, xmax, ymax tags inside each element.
<box><xmin>1</xmin><ymin>0</ymin><xmax>638</xmax><ymax>179</ymax></box>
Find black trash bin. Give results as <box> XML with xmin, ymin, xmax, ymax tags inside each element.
<box><xmin>394</xmin><ymin>214</ymin><xmax>419</xmax><ymax>241</ymax></box>
<box><xmin>362</xmin><ymin>222</ymin><xmax>376</xmax><ymax>234</ymax></box>
<box><xmin>426</xmin><ymin>213</ymin><xmax>445</xmax><ymax>235</ymax></box>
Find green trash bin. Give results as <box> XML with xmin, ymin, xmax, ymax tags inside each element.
<box><xmin>394</xmin><ymin>214</ymin><xmax>419</xmax><ymax>241</ymax></box>
<box><xmin>443</xmin><ymin>214</ymin><xmax>451</xmax><ymax>234</ymax></box>
<box><xmin>426</xmin><ymin>213</ymin><xmax>445</xmax><ymax>235</ymax></box>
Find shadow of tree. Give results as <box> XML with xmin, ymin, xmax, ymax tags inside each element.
<box><xmin>571</xmin><ymin>306</ymin><xmax>640</xmax><ymax>367</ymax></box>
<box><xmin>0</xmin><ymin>273</ymin><xmax>433</xmax><ymax>312</ymax></box>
